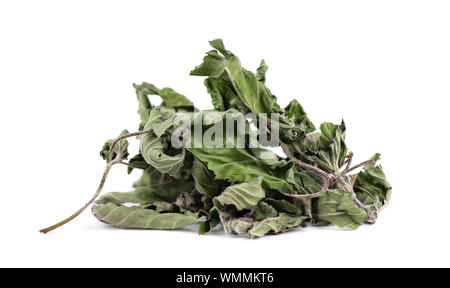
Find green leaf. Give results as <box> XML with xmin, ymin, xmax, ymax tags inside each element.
<box><xmin>190</xmin><ymin>50</ymin><xmax>226</xmax><ymax>78</ymax></box>
<box><xmin>204</xmin><ymin>78</ymin><xmax>237</xmax><ymax>111</ymax></box>
<box><xmin>292</xmin><ymin>168</ymin><xmax>323</xmax><ymax>194</ymax></box>
<box><xmin>84</xmin><ymin>39</ymin><xmax>393</xmax><ymax>237</ymax></box>
<box><xmin>191</xmin><ymin>39</ymin><xmax>282</xmax><ymax>115</ymax></box>
<box><xmin>354</xmin><ymin>156</ymin><xmax>392</xmax><ymax>213</ymax></box>
<box><xmin>133</xmin><ymin>83</ymin><xmax>152</xmax><ymax>125</ymax></box>
<box><xmin>371</xmin><ymin>152</ymin><xmax>382</xmax><ymax>163</ymax></box>
<box><xmin>198</xmin><ymin>207</ymin><xmax>220</xmax><ymax>234</ymax></box>
<box><xmin>133</xmin><ymin>82</ymin><xmax>194</xmax><ymax>108</ymax></box>
<box><xmin>133</xmin><ymin>166</ymin><xmax>195</xmax><ymax>202</ymax></box>
<box><xmin>146</xmin><ymin>201</ymin><xmax>175</xmax><ymax>213</ymax></box>
<box><xmin>127</xmin><ymin>153</ymin><xmax>150</xmax><ymax>174</ymax></box>
<box><xmin>256</xmin><ymin>59</ymin><xmax>268</xmax><ymax>84</ymax></box>
<box><xmin>248</xmin><ymin>130</ymin><xmax>285</xmax><ymax>167</ymax></box>
<box><xmin>140</xmin><ymin>129</ymin><xmax>185</xmax><ymax>175</ymax></box>
<box><xmin>298</xmin><ymin>121</ymin><xmax>347</xmax><ymax>173</ymax></box>
<box><xmin>319</xmin><ymin>122</ymin><xmax>339</xmax><ymax>146</ymax></box>
<box><xmin>93</xmin><ymin>202</ymin><xmax>206</xmax><ymax>230</ymax></box>
<box><xmin>100</xmin><ymin>130</ymin><xmax>130</xmax><ymax>162</ymax></box>
<box><xmin>95</xmin><ymin>187</ymin><xmax>164</xmax><ymax>206</ymax></box>
<box><xmin>189</xmin><ymin>144</ymin><xmax>293</xmax><ymax>192</ymax></box>
<box><xmin>285</xmin><ymin>99</ymin><xmax>315</xmax><ymax>134</ymax></box>
<box><xmin>145</xmin><ymin>106</ymin><xmax>176</xmax><ymax>137</ymax></box>
<box><xmin>223</xmin><ymin>217</ymin><xmax>254</xmax><ymax>235</ymax></box>
<box><xmin>214</xmin><ymin>177</ymin><xmax>265</xmax><ymax>211</ymax></box>
<box><xmin>185</xmin><ymin>111</ymin><xmax>297</xmax><ymax>192</ymax></box>
<box><xmin>316</xmin><ymin>188</ymin><xmax>368</xmax><ymax>229</ymax></box>
<box><xmin>192</xmin><ymin>158</ymin><xmax>220</xmax><ymax>199</ymax></box>
<box><xmin>251</xmin><ymin>201</ymin><xmax>278</xmax><ymax>221</ymax></box>
<box><xmin>209</xmin><ymin>39</ymin><xmax>234</xmax><ymax>59</ymax></box>
<box><xmin>248</xmin><ymin>214</ymin><xmax>306</xmax><ymax>238</ymax></box>
<box><xmin>265</xmin><ymin>198</ymin><xmax>301</xmax><ymax>214</ymax></box>
<box><xmin>192</xmin><ymin>39</ymin><xmax>314</xmax><ymax>142</ymax></box>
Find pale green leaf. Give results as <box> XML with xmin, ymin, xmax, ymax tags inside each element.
<box><xmin>145</xmin><ymin>106</ymin><xmax>176</xmax><ymax>137</ymax></box>
<box><xmin>95</xmin><ymin>187</ymin><xmax>164</xmax><ymax>206</ymax></box>
<box><xmin>93</xmin><ymin>203</ymin><xmax>205</xmax><ymax>230</ymax></box>
<box><xmin>140</xmin><ymin>131</ymin><xmax>185</xmax><ymax>175</ymax></box>
<box><xmin>223</xmin><ymin>217</ymin><xmax>254</xmax><ymax>235</ymax></box>
<box><xmin>214</xmin><ymin>177</ymin><xmax>265</xmax><ymax>211</ymax></box>
<box><xmin>249</xmin><ymin>214</ymin><xmax>306</xmax><ymax>238</ymax></box>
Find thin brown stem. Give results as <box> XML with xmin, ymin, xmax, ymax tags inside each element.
<box><xmin>343</xmin><ymin>159</ymin><xmax>374</xmax><ymax>175</ymax></box>
<box><xmin>281</xmin><ymin>138</ymin><xmax>380</xmax><ymax>223</ymax></box>
<box><xmin>365</xmin><ymin>198</ymin><xmax>391</xmax><ymax>224</ymax></box>
<box><xmin>350</xmin><ymin>174</ymin><xmax>357</xmax><ymax>186</ymax></box>
<box><xmin>108</xmin><ymin>129</ymin><xmax>153</xmax><ymax>163</ymax></box>
<box><xmin>39</xmin><ymin>161</ymin><xmax>116</xmax><ymax>233</ymax></box>
<box><xmin>118</xmin><ymin>161</ymin><xmax>140</xmax><ymax>169</ymax></box>
<box><xmin>39</xmin><ymin>129</ymin><xmax>153</xmax><ymax>234</ymax></box>
<box><xmin>279</xmin><ymin>142</ymin><xmax>330</xmax><ymax>180</ymax></box>
<box><xmin>279</xmin><ymin>141</ymin><xmax>331</xmax><ymax>199</ymax></box>
<box><xmin>337</xmin><ymin>176</ymin><xmax>366</xmax><ymax>210</ymax></box>
<box><xmin>344</xmin><ymin>151</ymin><xmax>354</xmax><ymax>172</ymax></box>
<box><xmin>291</xmin><ymin>142</ymin><xmax>305</xmax><ymax>158</ymax></box>
<box><xmin>280</xmin><ymin>176</ymin><xmax>330</xmax><ymax>199</ymax></box>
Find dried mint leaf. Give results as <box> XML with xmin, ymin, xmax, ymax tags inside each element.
<box><xmin>40</xmin><ymin>39</ymin><xmax>391</xmax><ymax>238</ymax></box>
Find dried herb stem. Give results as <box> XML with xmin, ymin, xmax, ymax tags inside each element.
<box><xmin>279</xmin><ymin>141</ymin><xmax>331</xmax><ymax>199</ymax></box>
<box><xmin>39</xmin><ymin>129</ymin><xmax>153</xmax><ymax>234</ymax></box>
<box><xmin>280</xmin><ymin>141</ymin><xmax>375</xmax><ymax>202</ymax></box>
<box><xmin>341</xmin><ymin>159</ymin><xmax>374</xmax><ymax>175</ymax></box>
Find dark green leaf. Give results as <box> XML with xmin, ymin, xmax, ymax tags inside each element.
<box><xmin>198</xmin><ymin>207</ymin><xmax>220</xmax><ymax>234</ymax></box>
<box><xmin>192</xmin><ymin>158</ymin><xmax>220</xmax><ymax>199</ymax></box>
<box><xmin>127</xmin><ymin>153</ymin><xmax>150</xmax><ymax>174</ymax></box>
<box><xmin>251</xmin><ymin>201</ymin><xmax>278</xmax><ymax>221</ymax></box>
<box><xmin>265</xmin><ymin>198</ymin><xmax>301</xmax><ymax>215</ymax></box>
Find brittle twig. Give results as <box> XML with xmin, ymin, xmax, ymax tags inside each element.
<box><xmin>39</xmin><ymin>129</ymin><xmax>153</xmax><ymax>233</ymax></box>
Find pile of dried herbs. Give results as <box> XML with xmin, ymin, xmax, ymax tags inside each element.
<box><xmin>41</xmin><ymin>40</ymin><xmax>391</xmax><ymax>237</ymax></box>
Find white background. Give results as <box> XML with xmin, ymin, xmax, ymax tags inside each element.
<box><xmin>1</xmin><ymin>0</ymin><xmax>449</xmax><ymax>268</ymax></box>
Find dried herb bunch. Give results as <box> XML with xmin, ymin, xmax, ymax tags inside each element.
<box><xmin>41</xmin><ymin>40</ymin><xmax>391</xmax><ymax>238</ymax></box>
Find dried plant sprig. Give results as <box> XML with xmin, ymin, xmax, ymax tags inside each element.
<box><xmin>40</xmin><ymin>39</ymin><xmax>391</xmax><ymax>237</ymax></box>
